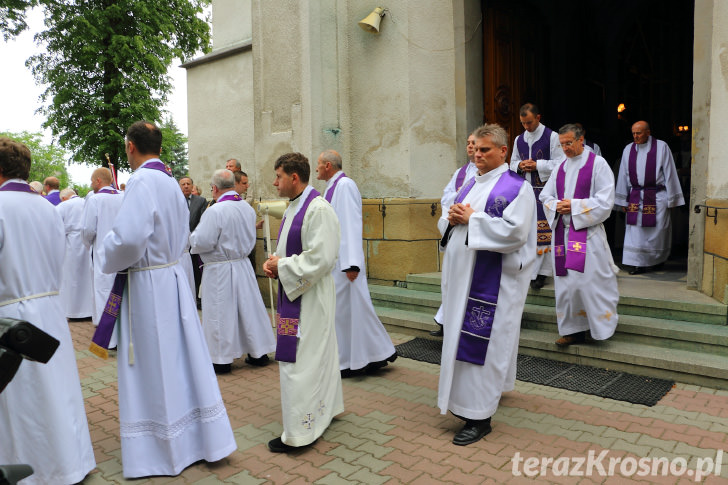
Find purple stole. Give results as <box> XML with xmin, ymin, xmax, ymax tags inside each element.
<box><xmin>89</xmin><ymin>159</ymin><xmax>174</xmax><ymax>359</ymax></box>
<box><xmin>554</xmin><ymin>151</ymin><xmax>596</xmax><ymax>276</ymax></box>
<box><xmin>453</xmin><ymin>170</ymin><xmax>524</xmax><ymax>366</ymax></box>
<box><xmin>627</xmin><ymin>139</ymin><xmax>660</xmax><ymax>227</ymax></box>
<box><xmin>0</xmin><ymin>182</ymin><xmax>38</xmax><ymax>194</ymax></box>
<box><xmin>455</xmin><ymin>164</ymin><xmax>469</xmax><ymax>191</ymax></box>
<box><xmin>44</xmin><ymin>191</ymin><xmax>61</xmax><ymax>206</ymax></box>
<box><xmin>217</xmin><ymin>192</ymin><xmax>242</xmax><ymax>202</ymax></box>
<box><xmin>324</xmin><ymin>173</ymin><xmax>346</xmax><ymax>202</ymax></box>
<box><xmin>97</xmin><ymin>187</ymin><xmax>119</xmax><ymax>195</ymax></box>
<box><xmin>516</xmin><ymin>128</ymin><xmax>553</xmax><ymax>249</ymax></box>
<box><xmin>275</xmin><ymin>188</ymin><xmax>321</xmax><ymax>363</ymax></box>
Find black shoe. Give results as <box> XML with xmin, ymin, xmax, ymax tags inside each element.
<box><xmin>268</xmin><ymin>437</ymin><xmax>299</xmax><ymax>453</ymax></box>
<box><xmin>429</xmin><ymin>324</ymin><xmax>444</xmax><ymax>337</ymax></box>
<box><xmin>245</xmin><ymin>354</ymin><xmax>270</xmax><ymax>367</ymax></box>
<box><xmin>555</xmin><ymin>331</ymin><xmax>586</xmax><ymax>347</ymax></box>
<box><xmin>629</xmin><ymin>266</ymin><xmax>646</xmax><ymax>275</ymax></box>
<box><xmin>453</xmin><ymin>418</ymin><xmax>492</xmax><ymax>446</ymax></box>
<box><xmin>341</xmin><ymin>368</ymin><xmax>358</xmax><ymax>378</ymax></box>
<box><xmin>530</xmin><ymin>275</ymin><xmax>546</xmax><ymax>290</ymax></box>
<box><xmin>365</xmin><ymin>360</ymin><xmax>388</xmax><ymax>374</ymax></box>
<box><xmin>386</xmin><ymin>351</ymin><xmax>398</xmax><ymax>363</ymax></box>
<box><xmin>213</xmin><ymin>363</ymin><xmax>232</xmax><ymax>374</ymax></box>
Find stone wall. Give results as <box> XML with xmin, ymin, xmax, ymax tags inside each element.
<box><xmin>701</xmin><ymin>198</ymin><xmax>728</xmax><ymax>303</ymax></box>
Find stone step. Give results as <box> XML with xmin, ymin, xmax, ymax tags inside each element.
<box><xmin>518</xmin><ymin>327</ymin><xmax>728</xmax><ymax>389</ymax></box>
<box><xmin>375</xmin><ymin>306</ymin><xmax>438</xmax><ymax>334</ymax></box>
<box><xmin>369</xmin><ymin>285</ymin><xmax>441</xmax><ymax>313</ymax></box>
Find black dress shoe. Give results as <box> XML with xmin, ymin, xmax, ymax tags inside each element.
<box><xmin>429</xmin><ymin>324</ymin><xmax>444</xmax><ymax>337</ymax></box>
<box><xmin>386</xmin><ymin>351</ymin><xmax>398</xmax><ymax>363</ymax></box>
<box><xmin>213</xmin><ymin>363</ymin><xmax>232</xmax><ymax>374</ymax></box>
<box><xmin>245</xmin><ymin>354</ymin><xmax>270</xmax><ymax>367</ymax></box>
<box><xmin>629</xmin><ymin>266</ymin><xmax>646</xmax><ymax>275</ymax></box>
<box><xmin>453</xmin><ymin>418</ymin><xmax>492</xmax><ymax>446</ymax></box>
<box><xmin>268</xmin><ymin>436</ymin><xmax>312</xmax><ymax>453</ymax></box>
<box><xmin>530</xmin><ymin>274</ymin><xmax>546</xmax><ymax>290</ymax></box>
<box><xmin>340</xmin><ymin>368</ymin><xmax>358</xmax><ymax>378</ymax></box>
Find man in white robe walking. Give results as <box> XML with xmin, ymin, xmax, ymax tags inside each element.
<box><xmin>82</xmin><ymin>167</ymin><xmax>123</xmax><ymax>335</ymax></box>
<box><xmin>540</xmin><ymin>124</ymin><xmax>619</xmax><ymax>346</ymax></box>
<box><xmin>263</xmin><ymin>152</ymin><xmax>343</xmax><ymax>453</ymax></box>
<box><xmin>56</xmin><ymin>187</ymin><xmax>94</xmax><ymax>319</ymax></box>
<box><xmin>315</xmin><ymin>149</ymin><xmax>397</xmax><ymax>375</ymax></box>
<box><xmin>438</xmin><ymin>124</ymin><xmax>536</xmax><ymax>445</ymax></box>
<box><xmin>99</xmin><ymin>121</ymin><xmax>236</xmax><ymax>478</ymax></box>
<box><xmin>0</xmin><ymin>136</ymin><xmax>96</xmax><ymax>484</ymax></box>
<box><xmin>190</xmin><ymin>169</ymin><xmax>275</xmax><ymax>374</ymax></box>
<box><xmin>509</xmin><ymin>103</ymin><xmax>565</xmax><ymax>290</ymax></box>
<box><xmin>615</xmin><ymin>121</ymin><xmax>684</xmax><ymax>274</ymax></box>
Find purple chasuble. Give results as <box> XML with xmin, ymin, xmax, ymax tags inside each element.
<box><xmin>89</xmin><ymin>159</ymin><xmax>173</xmax><ymax>359</ymax></box>
<box><xmin>0</xmin><ymin>181</ymin><xmax>38</xmax><ymax>194</ymax></box>
<box><xmin>455</xmin><ymin>164</ymin><xmax>469</xmax><ymax>191</ymax></box>
<box><xmin>516</xmin><ymin>128</ymin><xmax>553</xmax><ymax>248</ymax></box>
<box><xmin>553</xmin><ymin>151</ymin><xmax>596</xmax><ymax>276</ymax></box>
<box><xmin>627</xmin><ymin>139</ymin><xmax>661</xmax><ymax>227</ymax></box>
<box><xmin>275</xmin><ymin>188</ymin><xmax>321</xmax><ymax>363</ymax></box>
<box><xmin>324</xmin><ymin>173</ymin><xmax>347</xmax><ymax>202</ymax></box>
<box><xmin>454</xmin><ymin>170</ymin><xmax>524</xmax><ymax>366</ymax></box>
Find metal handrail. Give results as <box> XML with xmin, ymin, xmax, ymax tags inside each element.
<box><xmin>694</xmin><ymin>204</ymin><xmax>728</xmax><ymax>225</ymax></box>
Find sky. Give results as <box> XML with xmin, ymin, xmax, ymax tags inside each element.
<box><xmin>0</xmin><ymin>7</ymin><xmax>191</xmax><ymax>186</ymax></box>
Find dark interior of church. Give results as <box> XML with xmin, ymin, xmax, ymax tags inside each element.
<box><xmin>482</xmin><ymin>0</ymin><xmax>694</xmax><ymax>263</ymax></box>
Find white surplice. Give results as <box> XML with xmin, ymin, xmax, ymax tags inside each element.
<box><xmin>100</xmin><ymin>160</ymin><xmax>236</xmax><ymax>478</ymax></box>
<box><xmin>437</xmin><ymin>164</ymin><xmax>536</xmax><ymax>420</ymax></box>
<box><xmin>509</xmin><ymin>123</ymin><xmax>564</xmax><ymax>279</ymax></box>
<box><xmin>275</xmin><ymin>185</ymin><xmax>344</xmax><ymax>446</ymax></box>
<box><xmin>190</xmin><ymin>190</ymin><xmax>276</xmax><ymax>364</ymax></box>
<box><xmin>0</xmin><ymin>179</ymin><xmax>96</xmax><ymax>485</ymax></box>
<box><xmin>440</xmin><ymin>160</ymin><xmax>478</xmax><ymax>212</ymax></box>
<box><xmin>541</xmin><ymin>151</ymin><xmax>619</xmax><ymax>339</ymax></box>
<box><xmin>81</xmin><ymin>187</ymin><xmax>123</xmax><ymax>330</ymax></box>
<box><xmin>56</xmin><ymin>195</ymin><xmax>94</xmax><ymax>318</ymax></box>
<box><xmin>615</xmin><ymin>136</ymin><xmax>685</xmax><ymax>267</ymax></box>
<box><xmin>325</xmin><ymin>172</ymin><xmax>395</xmax><ymax>371</ymax></box>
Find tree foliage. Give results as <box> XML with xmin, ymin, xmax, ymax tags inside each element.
<box><xmin>0</xmin><ymin>0</ymin><xmax>35</xmax><ymax>40</ymax></box>
<box><xmin>24</xmin><ymin>0</ymin><xmax>210</xmax><ymax>170</ymax></box>
<box><xmin>160</xmin><ymin>116</ymin><xmax>188</xmax><ymax>180</ymax></box>
<box><xmin>0</xmin><ymin>130</ymin><xmax>69</xmax><ymax>187</ymax></box>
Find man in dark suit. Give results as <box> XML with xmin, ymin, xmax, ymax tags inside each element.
<box><xmin>180</xmin><ymin>176</ymin><xmax>206</xmax><ymax>306</ymax></box>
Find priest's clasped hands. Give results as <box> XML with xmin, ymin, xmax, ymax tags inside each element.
<box><xmin>448</xmin><ymin>202</ymin><xmax>474</xmax><ymax>225</ymax></box>
<box><xmin>556</xmin><ymin>199</ymin><xmax>572</xmax><ymax>215</ymax></box>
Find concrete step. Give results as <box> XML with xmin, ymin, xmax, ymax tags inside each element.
<box><xmin>375</xmin><ymin>306</ymin><xmax>438</xmax><ymax>334</ymax></box>
<box><xmin>369</xmin><ymin>285</ymin><xmax>440</xmax><ymax>313</ymax></box>
<box><xmin>519</xmin><ymin>327</ymin><xmax>728</xmax><ymax>389</ymax></box>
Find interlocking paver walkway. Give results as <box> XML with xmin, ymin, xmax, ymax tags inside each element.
<box><xmin>65</xmin><ymin>319</ymin><xmax>728</xmax><ymax>484</ymax></box>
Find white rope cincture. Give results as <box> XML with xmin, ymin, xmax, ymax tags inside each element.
<box><xmin>0</xmin><ymin>291</ymin><xmax>59</xmax><ymax>308</ymax></box>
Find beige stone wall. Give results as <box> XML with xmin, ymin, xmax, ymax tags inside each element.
<box><xmin>701</xmin><ymin>198</ymin><xmax>728</xmax><ymax>303</ymax></box>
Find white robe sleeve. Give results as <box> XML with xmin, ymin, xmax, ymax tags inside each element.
<box><xmin>189</xmin><ymin>209</ymin><xmax>220</xmax><ymax>255</ymax></box>
<box><xmin>100</xmin><ymin>177</ymin><xmax>155</xmax><ymax>273</ymax></box>
<box><xmin>570</xmin><ymin>157</ymin><xmax>615</xmax><ymax>231</ymax></box>
<box><xmin>440</xmin><ymin>167</ymin><xmax>462</xmax><ymax>212</ymax></box>
<box><xmin>278</xmin><ymin>202</ymin><xmax>340</xmax><ymax>301</ymax></box>
<box><xmin>335</xmin><ymin>180</ymin><xmax>365</xmax><ymax>270</ymax></box>
<box><xmin>658</xmin><ymin>144</ymin><xmax>685</xmax><ymax>208</ymax></box>
<box><xmin>509</xmin><ymin>139</ymin><xmax>522</xmax><ymax>172</ymax></box>
<box><xmin>467</xmin><ymin>182</ymin><xmax>535</xmax><ymax>254</ymax></box>
<box><xmin>81</xmin><ymin>196</ymin><xmax>98</xmax><ymax>250</ymax></box>
<box><xmin>535</xmin><ymin>131</ymin><xmax>565</xmax><ymax>181</ymax></box>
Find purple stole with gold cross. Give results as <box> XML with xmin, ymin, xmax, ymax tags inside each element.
<box><xmin>553</xmin><ymin>151</ymin><xmax>596</xmax><ymax>276</ymax></box>
<box><xmin>274</xmin><ymin>188</ymin><xmax>321</xmax><ymax>363</ymax></box>
<box><xmin>627</xmin><ymin>138</ymin><xmax>661</xmax><ymax>227</ymax></box>
<box><xmin>517</xmin><ymin>128</ymin><xmax>553</xmax><ymax>251</ymax></box>
<box><xmin>324</xmin><ymin>173</ymin><xmax>346</xmax><ymax>202</ymax></box>
<box><xmin>451</xmin><ymin>170</ymin><xmax>524</xmax><ymax>366</ymax></box>
<box><xmin>89</xmin><ymin>160</ymin><xmax>173</xmax><ymax>359</ymax></box>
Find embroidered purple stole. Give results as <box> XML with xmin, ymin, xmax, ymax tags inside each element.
<box><xmin>455</xmin><ymin>164</ymin><xmax>469</xmax><ymax>191</ymax></box>
<box><xmin>627</xmin><ymin>139</ymin><xmax>659</xmax><ymax>227</ymax></box>
<box><xmin>324</xmin><ymin>173</ymin><xmax>347</xmax><ymax>202</ymax></box>
<box><xmin>0</xmin><ymin>182</ymin><xmax>38</xmax><ymax>194</ymax></box>
<box><xmin>517</xmin><ymin>128</ymin><xmax>553</xmax><ymax>249</ymax></box>
<box><xmin>554</xmin><ymin>151</ymin><xmax>596</xmax><ymax>276</ymax></box>
<box><xmin>97</xmin><ymin>187</ymin><xmax>119</xmax><ymax>195</ymax></box>
<box><xmin>454</xmin><ymin>170</ymin><xmax>524</xmax><ymax>366</ymax></box>
<box><xmin>89</xmin><ymin>159</ymin><xmax>173</xmax><ymax>359</ymax></box>
<box><xmin>275</xmin><ymin>188</ymin><xmax>321</xmax><ymax>363</ymax></box>
<box><xmin>217</xmin><ymin>192</ymin><xmax>242</xmax><ymax>202</ymax></box>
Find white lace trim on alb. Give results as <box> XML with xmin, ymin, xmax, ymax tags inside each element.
<box><xmin>120</xmin><ymin>400</ymin><xmax>227</xmax><ymax>440</ymax></box>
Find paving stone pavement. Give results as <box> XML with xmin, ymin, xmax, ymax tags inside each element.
<box><xmin>66</xmin><ymin>319</ymin><xmax>728</xmax><ymax>484</ymax></box>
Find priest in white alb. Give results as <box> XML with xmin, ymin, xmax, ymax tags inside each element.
<box><xmin>56</xmin><ymin>187</ymin><xmax>94</xmax><ymax>319</ymax></box>
<box><xmin>438</xmin><ymin>124</ymin><xmax>536</xmax><ymax>446</ymax></box>
<box><xmin>315</xmin><ymin>149</ymin><xmax>397</xmax><ymax>375</ymax></box>
<box><xmin>540</xmin><ymin>123</ymin><xmax>619</xmax><ymax>346</ymax></box>
<box><xmin>615</xmin><ymin>120</ymin><xmax>685</xmax><ymax>275</ymax></box>
<box><xmin>96</xmin><ymin>121</ymin><xmax>236</xmax><ymax>478</ymax></box>
<box><xmin>190</xmin><ymin>169</ymin><xmax>276</xmax><ymax>374</ymax></box>
<box><xmin>0</xmin><ymin>136</ymin><xmax>96</xmax><ymax>484</ymax></box>
<box><xmin>263</xmin><ymin>152</ymin><xmax>343</xmax><ymax>453</ymax></box>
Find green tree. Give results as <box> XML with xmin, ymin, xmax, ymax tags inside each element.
<box><xmin>24</xmin><ymin>0</ymin><xmax>210</xmax><ymax>170</ymax></box>
<box><xmin>0</xmin><ymin>0</ymin><xmax>35</xmax><ymax>40</ymax></box>
<box><xmin>0</xmin><ymin>130</ymin><xmax>69</xmax><ymax>187</ymax></box>
<box><xmin>160</xmin><ymin>116</ymin><xmax>189</xmax><ymax>180</ymax></box>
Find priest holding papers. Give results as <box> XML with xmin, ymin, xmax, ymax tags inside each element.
<box><xmin>263</xmin><ymin>152</ymin><xmax>343</xmax><ymax>453</ymax></box>
<box><xmin>438</xmin><ymin>124</ymin><xmax>536</xmax><ymax>446</ymax></box>
<box><xmin>540</xmin><ymin>123</ymin><xmax>619</xmax><ymax>347</ymax></box>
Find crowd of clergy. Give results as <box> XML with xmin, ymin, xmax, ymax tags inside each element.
<box><xmin>0</xmin><ymin>104</ymin><xmax>684</xmax><ymax>482</ymax></box>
